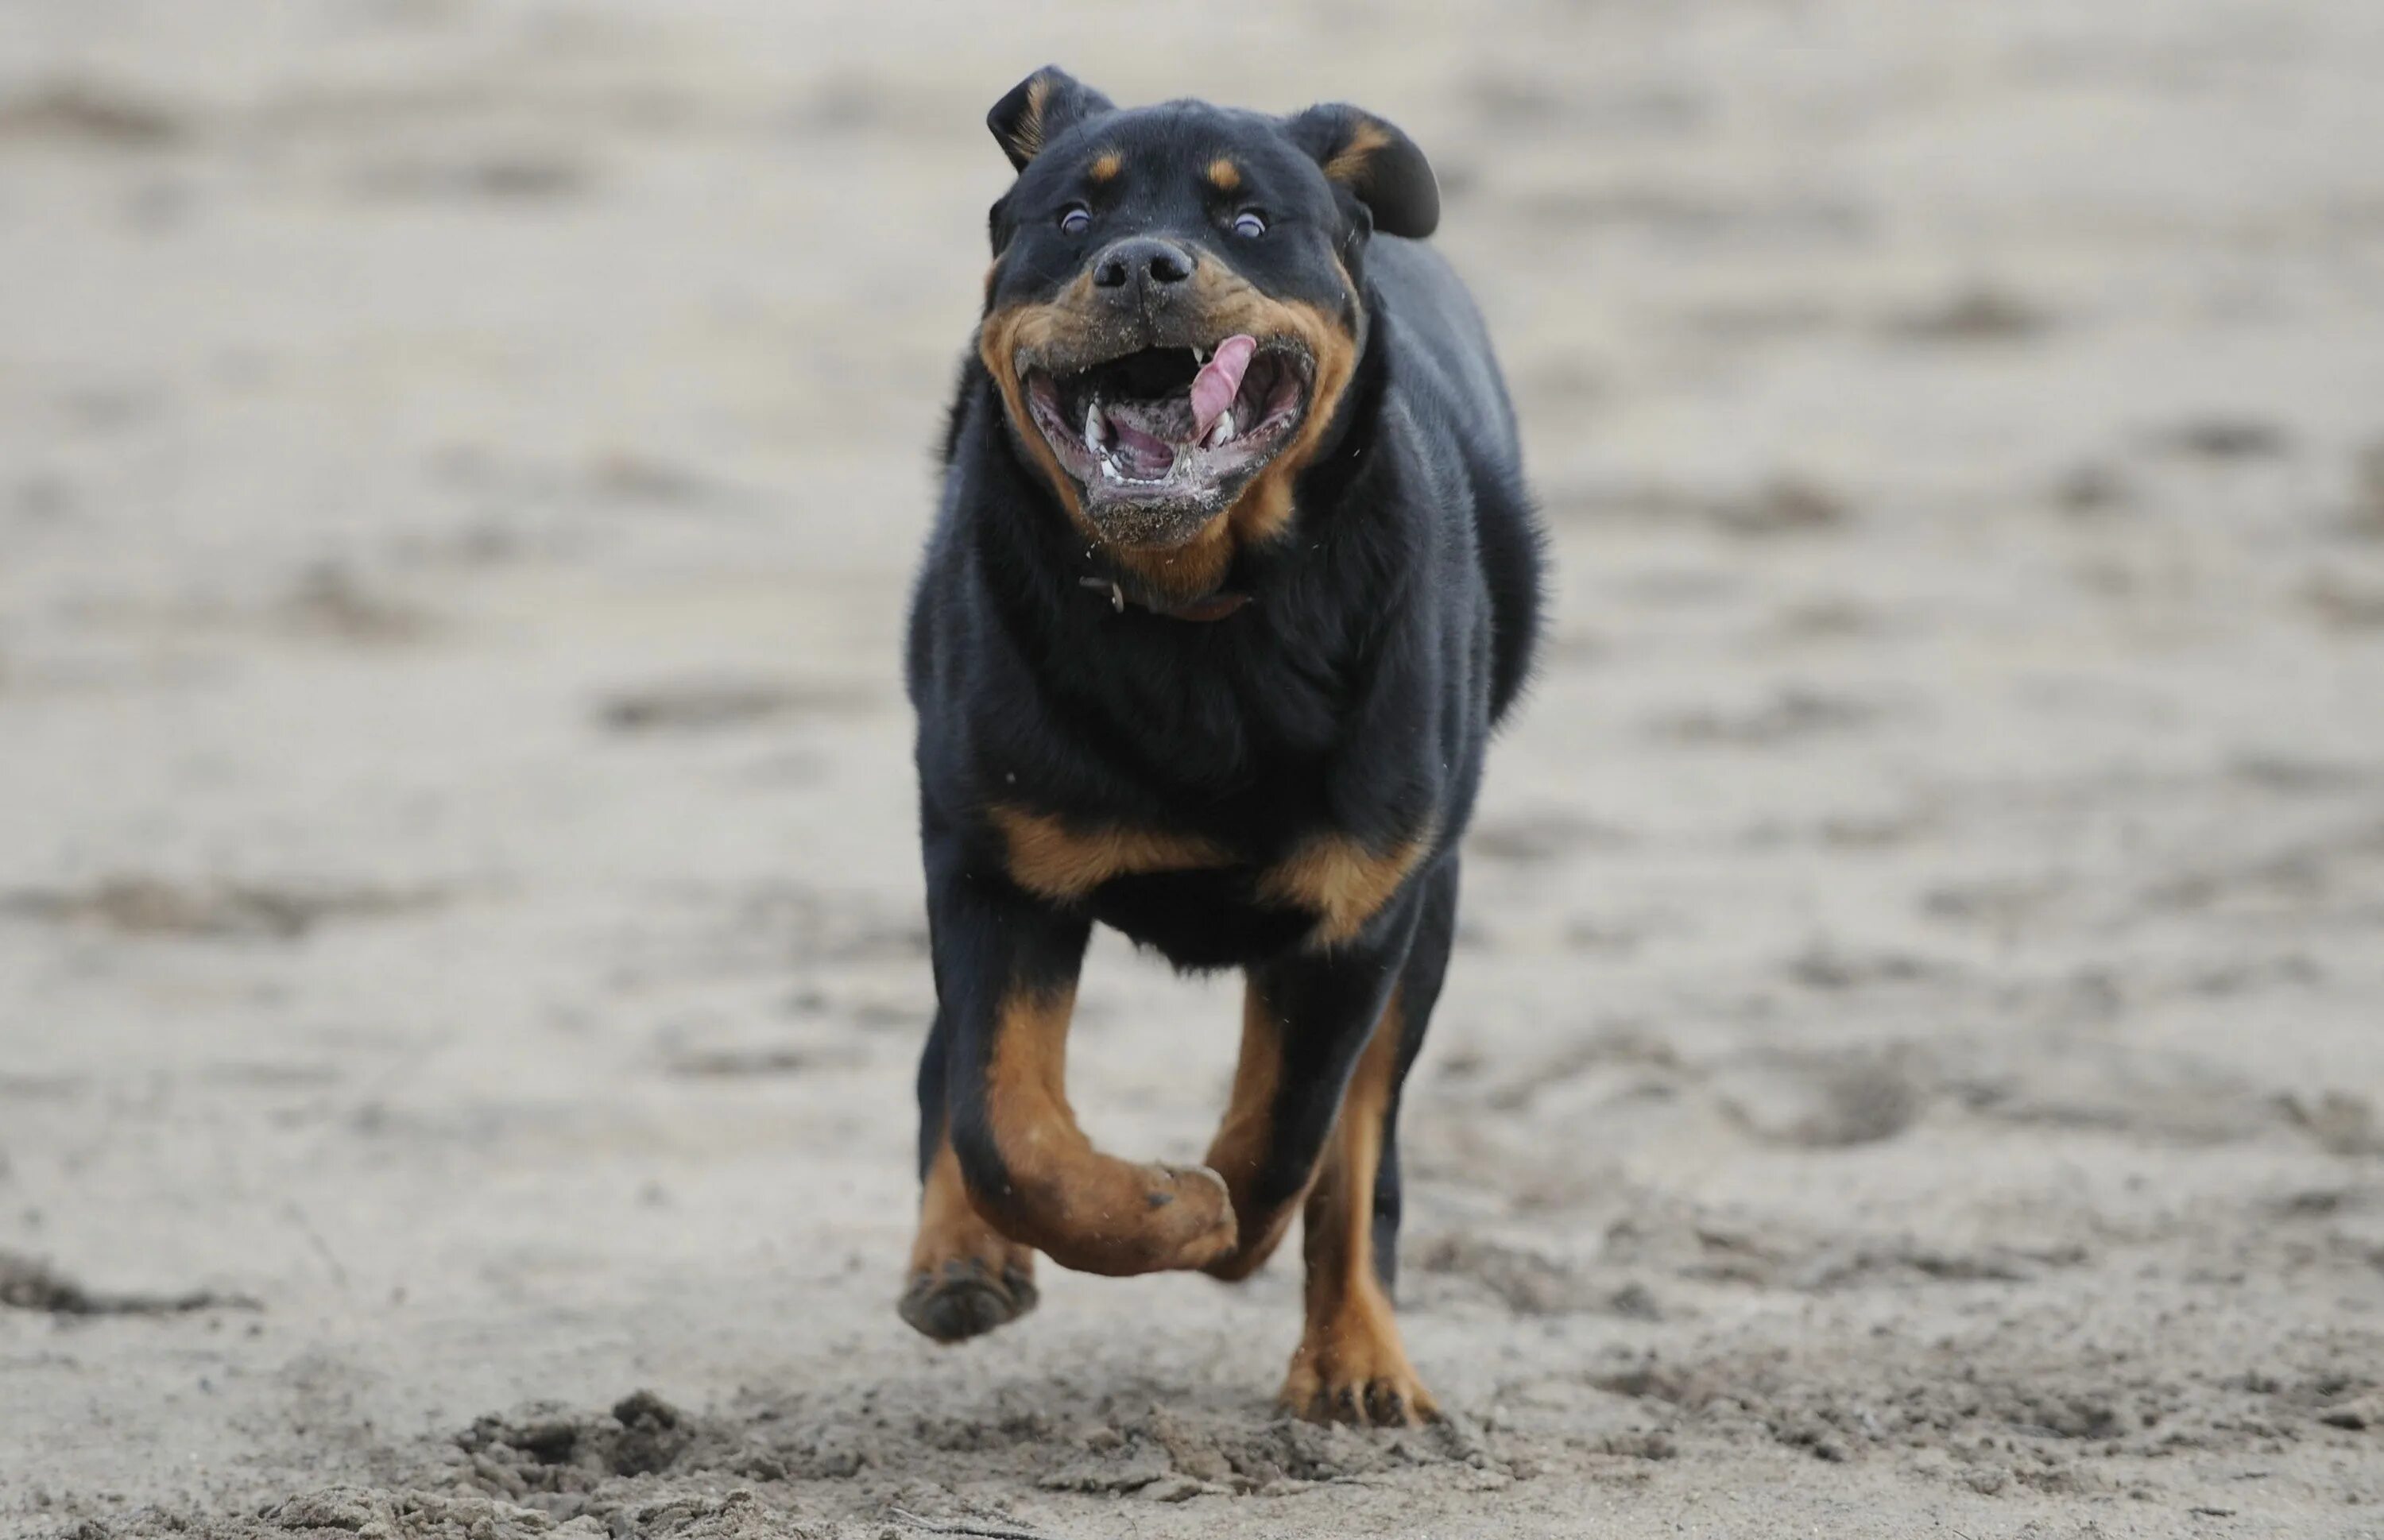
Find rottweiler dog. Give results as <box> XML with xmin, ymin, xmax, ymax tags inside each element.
<box><xmin>900</xmin><ymin>66</ymin><xmax>1544</xmax><ymax>1427</ymax></box>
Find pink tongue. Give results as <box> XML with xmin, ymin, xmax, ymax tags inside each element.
<box><xmin>1109</xmin><ymin>418</ymin><xmax>1175</xmax><ymax>476</ymax></box>
<box><xmin>1190</xmin><ymin>335</ymin><xmax>1257</xmax><ymax>438</ymax></box>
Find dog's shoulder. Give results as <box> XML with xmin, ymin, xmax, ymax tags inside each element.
<box><xmin>1367</xmin><ymin>238</ymin><xmax>1545</xmax><ymax>723</ymax></box>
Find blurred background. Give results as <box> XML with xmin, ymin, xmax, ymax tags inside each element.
<box><xmin>4</xmin><ymin>2</ymin><xmax>2382</xmax><ymax>1537</ymax></box>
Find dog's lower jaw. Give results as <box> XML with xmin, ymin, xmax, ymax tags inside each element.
<box><xmin>1078</xmin><ymin>489</ymin><xmax>1229</xmax><ymax>552</ymax></box>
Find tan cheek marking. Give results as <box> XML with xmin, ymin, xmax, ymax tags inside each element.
<box><xmin>1207</xmin><ymin>157</ymin><xmax>1241</xmax><ymax>192</ymax></box>
<box><xmin>1089</xmin><ymin>151</ymin><xmax>1123</xmax><ymax>183</ymax></box>
<box><xmin>1259</xmin><ymin>830</ymin><xmax>1433</xmax><ymax>946</ymax></box>
<box><xmin>977</xmin><ymin>282</ymin><xmax>1103</xmax><ymax>526</ymax></box>
<box><xmin>1224</xmin><ymin>292</ymin><xmax>1358</xmax><ymax>549</ymax></box>
<box><xmin>991</xmin><ymin>804</ymin><xmax>1237</xmax><ymax>902</ymax></box>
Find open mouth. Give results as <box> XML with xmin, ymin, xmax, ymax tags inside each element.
<box><xmin>1020</xmin><ymin>335</ymin><xmax>1310</xmax><ymax>538</ymax></box>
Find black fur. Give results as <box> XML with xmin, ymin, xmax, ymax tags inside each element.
<box><xmin>904</xmin><ymin>70</ymin><xmax>1545</xmax><ymax>1318</ymax></box>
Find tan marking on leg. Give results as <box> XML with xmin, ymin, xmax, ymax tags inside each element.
<box><xmin>1089</xmin><ymin>150</ymin><xmax>1123</xmax><ymax>183</ymax></box>
<box><xmin>989</xmin><ymin>805</ymin><xmax>1236</xmax><ymax>903</ymax></box>
<box><xmin>1260</xmin><ymin>829</ymin><xmax>1433</xmax><ymax>946</ymax></box>
<box><xmin>1280</xmin><ymin>989</ymin><xmax>1438</xmax><ymax>1426</ymax></box>
<box><xmin>1202</xmin><ymin>977</ymin><xmax>1302</xmax><ymax>1281</ymax></box>
<box><xmin>971</xmin><ymin>983</ymin><xmax>1237</xmax><ymax>1276</ymax></box>
<box><xmin>899</xmin><ymin>1134</ymin><xmax>1039</xmax><ymax>1342</ymax></box>
<box><xmin>1206</xmin><ymin>157</ymin><xmax>1241</xmax><ymax>193</ymax></box>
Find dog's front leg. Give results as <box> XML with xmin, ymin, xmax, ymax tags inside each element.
<box><xmin>923</xmin><ymin>839</ymin><xmax>1238</xmax><ymax>1279</ymax></box>
<box><xmin>1206</xmin><ymin>869</ymin><xmax>1449</xmax><ymax>1426</ymax></box>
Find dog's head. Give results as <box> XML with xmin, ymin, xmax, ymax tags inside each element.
<box><xmin>975</xmin><ymin>68</ymin><xmax>1437</xmax><ymax>584</ymax></box>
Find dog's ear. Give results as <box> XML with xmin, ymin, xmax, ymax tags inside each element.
<box><xmin>987</xmin><ymin>67</ymin><xmax>1115</xmax><ymax>172</ymax></box>
<box><xmin>1283</xmin><ymin>104</ymin><xmax>1439</xmax><ymax>239</ymax></box>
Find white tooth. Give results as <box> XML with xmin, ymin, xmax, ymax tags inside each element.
<box><xmin>1084</xmin><ymin>401</ymin><xmax>1102</xmax><ymax>453</ymax></box>
<box><xmin>1206</xmin><ymin>410</ymin><xmax>1234</xmax><ymax>448</ymax></box>
<box><xmin>1192</xmin><ymin>345</ymin><xmax>1207</xmax><ymax>364</ymax></box>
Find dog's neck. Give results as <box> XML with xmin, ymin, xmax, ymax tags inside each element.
<box><xmin>1075</xmin><ymin>575</ymin><xmax>1252</xmax><ymax>621</ymax></box>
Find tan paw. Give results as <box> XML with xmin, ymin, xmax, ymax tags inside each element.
<box><xmin>1279</xmin><ymin>1316</ymin><xmax>1441</xmax><ymax>1428</ymax></box>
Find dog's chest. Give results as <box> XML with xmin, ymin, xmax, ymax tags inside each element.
<box><xmin>989</xmin><ymin>804</ymin><xmax>1430</xmax><ymax>962</ymax></box>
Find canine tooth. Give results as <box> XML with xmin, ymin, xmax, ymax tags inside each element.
<box><xmin>1084</xmin><ymin>402</ymin><xmax>1103</xmax><ymax>452</ymax></box>
<box><xmin>1206</xmin><ymin>410</ymin><xmax>1235</xmax><ymax>448</ymax></box>
<box><xmin>1192</xmin><ymin>345</ymin><xmax>1207</xmax><ymax>364</ymax></box>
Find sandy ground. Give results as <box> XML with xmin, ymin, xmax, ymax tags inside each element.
<box><xmin>5</xmin><ymin>1</ymin><xmax>2384</xmax><ymax>1535</ymax></box>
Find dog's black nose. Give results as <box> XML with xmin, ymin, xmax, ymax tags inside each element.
<box><xmin>1093</xmin><ymin>237</ymin><xmax>1194</xmax><ymax>293</ymax></box>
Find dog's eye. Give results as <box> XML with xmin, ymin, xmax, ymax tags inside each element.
<box><xmin>1058</xmin><ymin>206</ymin><xmax>1091</xmax><ymax>235</ymax></box>
<box><xmin>1231</xmin><ymin>211</ymin><xmax>1267</xmax><ymax>239</ymax></box>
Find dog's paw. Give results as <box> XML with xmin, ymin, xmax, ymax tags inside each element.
<box><xmin>1199</xmin><ymin>1194</ymin><xmax>1300</xmax><ymax>1283</ymax></box>
<box><xmin>1132</xmin><ymin>1161</ymin><xmax>1239</xmax><ymax>1272</ymax></box>
<box><xmin>1043</xmin><ymin>1161</ymin><xmax>1237</xmax><ymax>1275</ymax></box>
<box><xmin>1279</xmin><ymin>1315</ymin><xmax>1441</xmax><ymax>1428</ymax></box>
<box><xmin>898</xmin><ymin>1257</ymin><xmax>1039</xmax><ymax>1344</ymax></box>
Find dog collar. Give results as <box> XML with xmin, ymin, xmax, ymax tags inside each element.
<box><xmin>1078</xmin><ymin>576</ymin><xmax>1252</xmax><ymax>623</ymax></box>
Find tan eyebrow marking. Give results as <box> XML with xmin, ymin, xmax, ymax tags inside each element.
<box><xmin>1089</xmin><ymin>151</ymin><xmax>1124</xmax><ymax>183</ymax></box>
<box><xmin>1207</xmin><ymin>157</ymin><xmax>1241</xmax><ymax>192</ymax></box>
